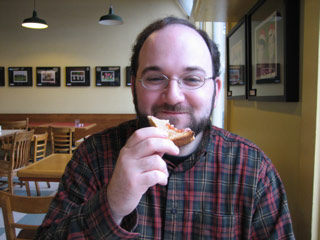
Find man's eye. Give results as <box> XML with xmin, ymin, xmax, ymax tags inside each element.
<box><xmin>183</xmin><ymin>76</ymin><xmax>203</xmax><ymax>85</ymax></box>
<box><xmin>145</xmin><ymin>76</ymin><xmax>166</xmax><ymax>83</ymax></box>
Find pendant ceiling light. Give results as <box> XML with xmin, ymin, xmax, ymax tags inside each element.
<box><xmin>99</xmin><ymin>5</ymin><xmax>123</xmax><ymax>25</ymax></box>
<box><xmin>22</xmin><ymin>0</ymin><xmax>48</xmax><ymax>29</ymax></box>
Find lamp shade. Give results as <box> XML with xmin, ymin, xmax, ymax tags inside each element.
<box><xmin>22</xmin><ymin>10</ymin><xmax>48</xmax><ymax>29</ymax></box>
<box><xmin>99</xmin><ymin>5</ymin><xmax>123</xmax><ymax>25</ymax></box>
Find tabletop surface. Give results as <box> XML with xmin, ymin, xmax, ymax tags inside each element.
<box><xmin>17</xmin><ymin>153</ymin><xmax>72</xmax><ymax>180</ymax></box>
<box><xmin>29</xmin><ymin>122</ymin><xmax>96</xmax><ymax>130</ymax></box>
<box><xmin>0</xmin><ymin>129</ymin><xmax>24</xmax><ymax>139</ymax></box>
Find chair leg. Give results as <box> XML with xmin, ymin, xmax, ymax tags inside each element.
<box><xmin>25</xmin><ymin>181</ymin><xmax>31</xmax><ymax>196</ymax></box>
<box><xmin>46</xmin><ymin>182</ymin><xmax>51</xmax><ymax>188</ymax></box>
<box><xmin>35</xmin><ymin>182</ymin><xmax>41</xmax><ymax>196</ymax></box>
<box><xmin>8</xmin><ymin>175</ymin><xmax>13</xmax><ymax>194</ymax></box>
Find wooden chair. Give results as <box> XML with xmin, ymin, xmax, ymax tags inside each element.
<box><xmin>32</xmin><ymin>132</ymin><xmax>48</xmax><ymax>163</ymax></box>
<box><xmin>0</xmin><ymin>191</ymin><xmax>53</xmax><ymax>240</ymax></box>
<box><xmin>50</xmin><ymin>127</ymin><xmax>76</xmax><ymax>154</ymax></box>
<box><xmin>0</xmin><ymin>118</ymin><xmax>29</xmax><ymax>130</ymax></box>
<box><xmin>32</xmin><ymin>132</ymin><xmax>50</xmax><ymax>196</ymax></box>
<box><xmin>0</xmin><ymin>130</ymin><xmax>34</xmax><ymax>196</ymax></box>
<box><xmin>0</xmin><ymin>118</ymin><xmax>29</xmax><ymax>152</ymax></box>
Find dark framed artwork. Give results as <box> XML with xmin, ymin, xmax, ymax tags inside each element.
<box><xmin>126</xmin><ymin>66</ymin><xmax>131</xmax><ymax>86</ymax></box>
<box><xmin>247</xmin><ymin>0</ymin><xmax>300</xmax><ymax>101</ymax></box>
<box><xmin>8</xmin><ymin>67</ymin><xmax>33</xmax><ymax>87</ymax></box>
<box><xmin>95</xmin><ymin>66</ymin><xmax>120</xmax><ymax>86</ymax></box>
<box><xmin>226</xmin><ymin>17</ymin><xmax>247</xmax><ymax>99</ymax></box>
<box><xmin>66</xmin><ymin>66</ymin><xmax>90</xmax><ymax>86</ymax></box>
<box><xmin>0</xmin><ymin>67</ymin><xmax>4</xmax><ymax>86</ymax></box>
<box><xmin>36</xmin><ymin>67</ymin><xmax>61</xmax><ymax>87</ymax></box>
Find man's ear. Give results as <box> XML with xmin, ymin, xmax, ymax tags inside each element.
<box><xmin>213</xmin><ymin>77</ymin><xmax>222</xmax><ymax>108</ymax></box>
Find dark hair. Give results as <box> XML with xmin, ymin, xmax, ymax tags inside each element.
<box><xmin>130</xmin><ymin>16</ymin><xmax>221</xmax><ymax>79</ymax></box>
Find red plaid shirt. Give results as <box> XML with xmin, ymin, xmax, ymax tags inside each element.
<box><xmin>37</xmin><ymin>119</ymin><xmax>294</xmax><ymax>239</ymax></box>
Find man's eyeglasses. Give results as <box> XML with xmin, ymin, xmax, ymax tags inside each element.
<box><xmin>138</xmin><ymin>73</ymin><xmax>214</xmax><ymax>91</ymax></box>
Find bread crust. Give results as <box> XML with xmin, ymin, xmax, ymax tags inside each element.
<box><xmin>147</xmin><ymin>116</ymin><xmax>195</xmax><ymax>146</ymax></box>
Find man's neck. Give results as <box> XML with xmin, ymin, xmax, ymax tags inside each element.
<box><xmin>178</xmin><ymin>131</ymin><xmax>203</xmax><ymax>156</ymax></box>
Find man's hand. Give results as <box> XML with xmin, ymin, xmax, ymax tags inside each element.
<box><xmin>106</xmin><ymin>127</ymin><xmax>179</xmax><ymax>225</ymax></box>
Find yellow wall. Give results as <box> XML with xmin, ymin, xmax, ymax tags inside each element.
<box><xmin>0</xmin><ymin>0</ymin><xmax>185</xmax><ymax>113</ymax></box>
<box><xmin>227</xmin><ymin>0</ymin><xmax>320</xmax><ymax>238</ymax></box>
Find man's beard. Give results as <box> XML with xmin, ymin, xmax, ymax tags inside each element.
<box><xmin>133</xmin><ymin>89</ymin><xmax>214</xmax><ymax>135</ymax></box>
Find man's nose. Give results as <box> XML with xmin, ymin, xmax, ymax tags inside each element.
<box><xmin>161</xmin><ymin>79</ymin><xmax>185</xmax><ymax>105</ymax></box>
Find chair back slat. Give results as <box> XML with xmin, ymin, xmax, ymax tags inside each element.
<box><xmin>0</xmin><ymin>118</ymin><xmax>29</xmax><ymax>130</ymax></box>
<box><xmin>33</xmin><ymin>132</ymin><xmax>48</xmax><ymax>162</ymax></box>
<box><xmin>50</xmin><ymin>127</ymin><xmax>75</xmax><ymax>154</ymax></box>
<box><xmin>11</xmin><ymin>130</ymin><xmax>33</xmax><ymax>170</ymax></box>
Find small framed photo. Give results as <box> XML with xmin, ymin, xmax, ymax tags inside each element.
<box><xmin>36</xmin><ymin>67</ymin><xmax>61</xmax><ymax>87</ymax></box>
<box><xmin>8</xmin><ymin>67</ymin><xmax>33</xmax><ymax>87</ymax></box>
<box><xmin>66</xmin><ymin>67</ymin><xmax>90</xmax><ymax>86</ymax></box>
<box><xmin>228</xmin><ymin>65</ymin><xmax>245</xmax><ymax>86</ymax></box>
<box><xmin>226</xmin><ymin>17</ymin><xmax>247</xmax><ymax>99</ymax></box>
<box><xmin>95</xmin><ymin>66</ymin><xmax>120</xmax><ymax>86</ymax></box>
<box><xmin>247</xmin><ymin>0</ymin><xmax>299</xmax><ymax>101</ymax></box>
<box><xmin>0</xmin><ymin>67</ymin><xmax>4</xmax><ymax>86</ymax></box>
<box><xmin>126</xmin><ymin>66</ymin><xmax>131</xmax><ymax>86</ymax></box>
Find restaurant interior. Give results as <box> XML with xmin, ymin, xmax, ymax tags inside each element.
<box><xmin>0</xmin><ymin>0</ymin><xmax>319</xmax><ymax>239</ymax></box>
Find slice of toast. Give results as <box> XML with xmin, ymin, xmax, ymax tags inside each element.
<box><xmin>147</xmin><ymin>116</ymin><xmax>195</xmax><ymax>147</ymax></box>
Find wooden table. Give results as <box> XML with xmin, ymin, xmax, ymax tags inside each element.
<box><xmin>0</xmin><ymin>129</ymin><xmax>25</xmax><ymax>140</ymax></box>
<box><xmin>17</xmin><ymin>154</ymin><xmax>72</xmax><ymax>182</ymax></box>
<box><xmin>29</xmin><ymin>122</ymin><xmax>97</xmax><ymax>141</ymax></box>
<box><xmin>29</xmin><ymin>122</ymin><xmax>96</xmax><ymax>131</ymax></box>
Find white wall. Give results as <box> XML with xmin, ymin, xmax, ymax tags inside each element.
<box><xmin>0</xmin><ymin>0</ymin><xmax>185</xmax><ymax>113</ymax></box>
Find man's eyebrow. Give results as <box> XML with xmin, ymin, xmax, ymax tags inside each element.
<box><xmin>141</xmin><ymin>66</ymin><xmax>207</xmax><ymax>75</ymax></box>
<box><xmin>141</xmin><ymin>66</ymin><xmax>162</xmax><ymax>75</ymax></box>
<box><xmin>184</xmin><ymin>66</ymin><xmax>206</xmax><ymax>73</ymax></box>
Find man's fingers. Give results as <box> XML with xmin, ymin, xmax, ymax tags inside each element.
<box><xmin>140</xmin><ymin>170</ymin><xmax>168</xmax><ymax>187</ymax></box>
<box><xmin>138</xmin><ymin>155</ymin><xmax>168</xmax><ymax>176</ymax></box>
<box><xmin>135</xmin><ymin>137</ymin><xmax>179</xmax><ymax>157</ymax></box>
<box><xmin>125</xmin><ymin>127</ymin><xmax>168</xmax><ymax>148</ymax></box>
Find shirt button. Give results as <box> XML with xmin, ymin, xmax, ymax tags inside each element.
<box><xmin>171</xmin><ymin>208</ymin><xmax>177</xmax><ymax>214</ymax></box>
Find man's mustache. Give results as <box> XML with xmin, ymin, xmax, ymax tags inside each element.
<box><xmin>152</xmin><ymin>104</ymin><xmax>192</xmax><ymax>113</ymax></box>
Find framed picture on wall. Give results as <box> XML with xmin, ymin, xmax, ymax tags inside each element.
<box><xmin>247</xmin><ymin>0</ymin><xmax>300</xmax><ymax>101</ymax></box>
<box><xmin>66</xmin><ymin>66</ymin><xmax>90</xmax><ymax>86</ymax></box>
<box><xmin>36</xmin><ymin>67</ymin><xmax>61</xmax><ymax>87</ymax></box>
<box><xmin>126</xmin><ymin>66</ymin><xmax>131</xmax><ymax>86</ymax></box>
<box><xmin>0</xmin><ymin>67</ymin><xmax>4</xmax><ymax>86</ymax></box>
<box><xmin>8</xmin><ymin>67</ymin><xmax>33</xmax><ymax>87</ymax></box>
<box><xmin>226</xmin><ymin>17</ymin><xmax>247</xmax><ymax>99</ymax></box>
<box><xmin>95</xmin><ymin>66</ymin><xmax>120</xmax><ymax>86</ymax></box>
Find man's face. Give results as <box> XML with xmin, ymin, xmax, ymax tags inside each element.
<box><xmin>132</xmin><ymin>24</ymin><xmax>220</xmax><ymax>134</ymax></box>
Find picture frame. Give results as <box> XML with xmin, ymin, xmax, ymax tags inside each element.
<box><xmin>66</xmin><ymin>66</ymin><xmax>90</xmax><ymax>86</ymax></box>
<box><xmin>247</xmin><ymin>0</ymin><xmax>300</xmax><ymax>101</ymax></box>
<box><xmin>36</xmin><ymin>67</ymin><xmax>61</xmax><ymax>87</ymax></box>
<box><xmin>126</xmin><ymin>66</ymin><xmax>131</xmax><ymax>86</ymax></box>
<box><xmin>226</xmin><ymin>17</ymin><xmax>248</xmax><ymax>99</ymax></box>
<box><xmin>8</xmin><ymin>67</ymin><xmax>33</xmax><ymax>87</ymax></box>
<box><xmin>0</xmin><ymin>67</ymin><xmax>4</xmax><ymax>86</ymax></box>
<box><xmin>95</xmin><ymin>66</ymin><xmax>120</xmax><ymax>87</ymax></box>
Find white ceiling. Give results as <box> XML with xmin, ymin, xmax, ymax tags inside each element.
<box><xmin>192</xmin><ymin>0</ymin><xmax>258</xmax><ymax>22</ymax></box>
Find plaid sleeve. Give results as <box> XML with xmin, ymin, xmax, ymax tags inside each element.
<box><xmin>35</xmin><ymin>136</ymin><xmax>139</xmax><ymax>239</ymax></box>
<box><xmin>251</xmin><ymin>156</ymin><xmax>295</xmax><ymax>240</ymax></box>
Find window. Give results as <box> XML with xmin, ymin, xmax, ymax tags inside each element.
<box><xmin>197</xmin><ymin>21</ymin><xmax>226</xmax><ymax>128</ymax></box>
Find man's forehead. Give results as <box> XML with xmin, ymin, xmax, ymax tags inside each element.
<box><xmin>140</xmin><ymin>24</ymin><xmax>210</xmax><ymax>60</ymax></box>
<box><xmin>146</xmin><ymin>24</ymin><xmax>202</xmax><ymax>44</ymax></box>
<box><xmin>135</xmin><ymin>24</ymin><xmax>213</xmax><ymax>79</ymax></box>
